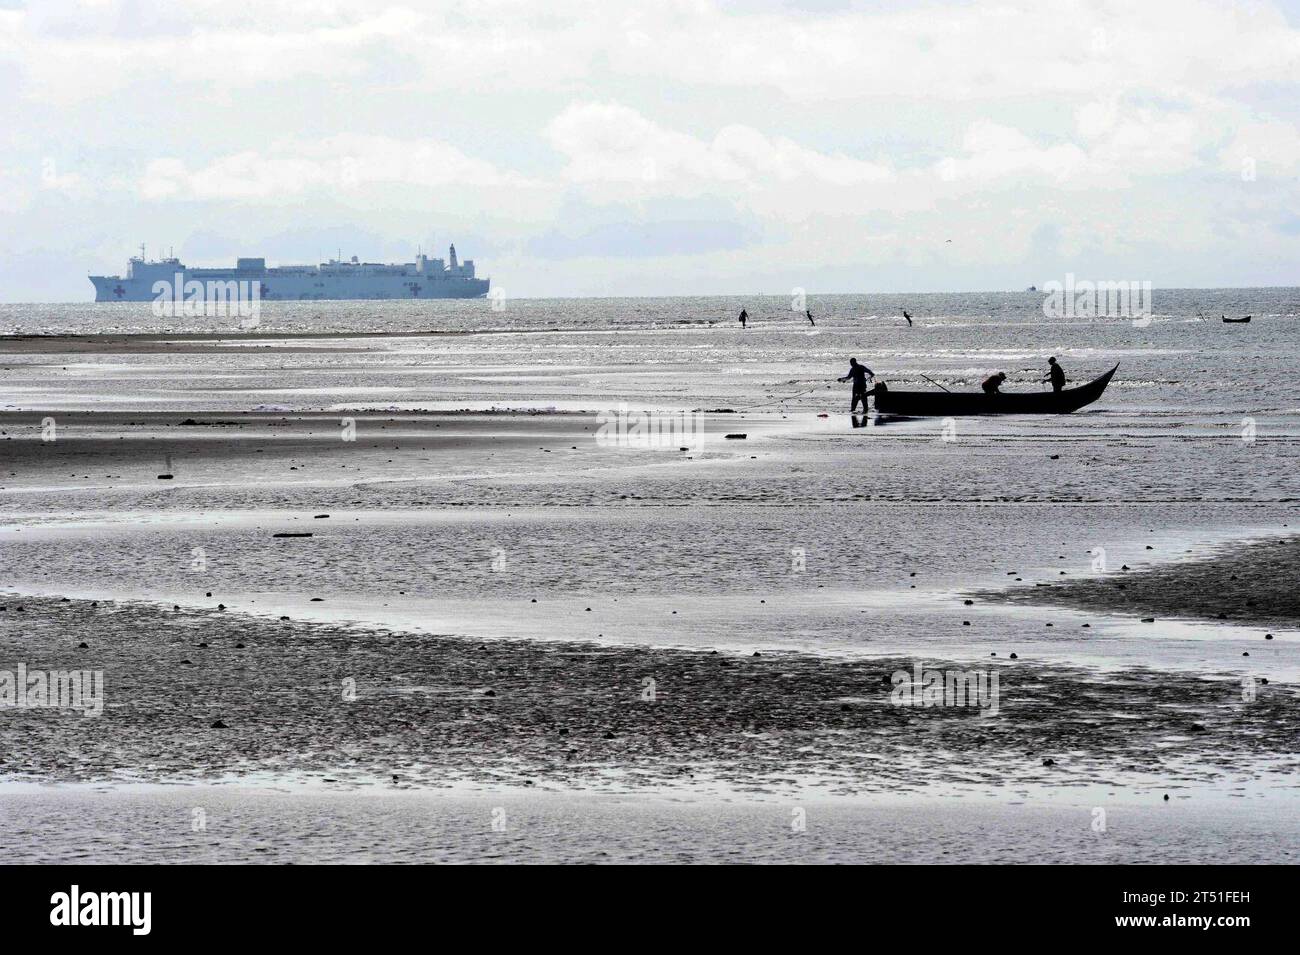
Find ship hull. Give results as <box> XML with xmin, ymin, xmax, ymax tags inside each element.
<box><xmin>90</xmin><ymin>272</ymin><xmax>488</xmax><ymax>302</ymax></box>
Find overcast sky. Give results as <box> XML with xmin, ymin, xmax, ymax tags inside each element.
<box><xmin>2</xmin><ymin>0</ymin><xmax>1299</xmax><ymax>301</ymax></box>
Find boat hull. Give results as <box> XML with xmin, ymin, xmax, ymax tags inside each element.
<box><xmin>874</xmin><ymin>364</ymin><xmax>1118</xmax><ymax>417</ymax></box>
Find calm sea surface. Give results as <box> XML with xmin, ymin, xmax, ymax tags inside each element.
<box><xmin>1</xmin><ymin>290</ymin><xmax>1298</xmax><ymax>421</ymax></box>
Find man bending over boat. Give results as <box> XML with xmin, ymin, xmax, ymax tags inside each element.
<box><xmin>1042</xmin><ymin>357</ymin><xmax>1066</xmax><ymax>392</ymax></box>
<box><xmin>981</xmin><ymin>372</ymin><xmax>1007</xmax><ymax>395</ymax></box>
<box><xmin>838</xmin><ymin>358</ymin><xmax>875</xmax><ymax>412</ymax></box>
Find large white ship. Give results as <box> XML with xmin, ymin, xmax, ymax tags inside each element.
<box><xmin>90</xmin><ymin>245</ymin><xmax>489</xmax><ymax>301</ymax></box>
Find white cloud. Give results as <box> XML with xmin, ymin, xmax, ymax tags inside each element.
<box><xmin>940</xmin><ymin>121</ymin><xmax>1090</xmax><ymax>184</ymax></box>
<box><xmin>611</xmin><ymin>0</ymin><xmax>1300</xmax><ymax>104</ymax></box>
<box><xmin>139</xmin><ymin>135</ymin><xmax>540</xmax><ymax>201</ymax></box>
<box><xmin>1217</xmin><ymin>118</ymin><xmax>1300</xmax><ymax>177</ymax></box>
<box><xmin>8</xmin><ymin>1</ymin><xmax>1294</xmax><ymax>106</ymax></box>
<box><xmin>547</xmin><ymin>101</ymin><xmax>893</xmax><ymax>193</ymax></box>
<box><xmin>2</xmin><ymin>2</ymin><xmax>594</xmax><ymax>102</ymax></box>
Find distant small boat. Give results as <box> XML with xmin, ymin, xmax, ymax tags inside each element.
<box><xmin>1222</xmin><ymin>314</ymin><xmax>1251</xmax><ymax>323</ymax></box>
<box><xmin>874</xmin><ymin>364</ymin><xmax>1118</xmax><ymax>417</ymax></box>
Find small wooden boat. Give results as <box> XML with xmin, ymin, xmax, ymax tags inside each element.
<box><xmin>874</xmin><ymin>364</ymin><xmax>1118</xmax><ymax>417</ymax></box>
<box><xmin>1222</xmin><ymin>315</ymin><xmax>1251</xmax><ymax>323</ymax></box>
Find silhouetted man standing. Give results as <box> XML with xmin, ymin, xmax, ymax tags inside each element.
<box><xmin>1043</xmin><ymin>356</ymin><xmax>1066</xmax><ymax>392</ymax></box>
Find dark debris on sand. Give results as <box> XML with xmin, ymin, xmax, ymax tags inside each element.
<box><xmin>980</xmin><ymin>535</ymin><xmax>1300</xmax><ymax>628</ymax></box>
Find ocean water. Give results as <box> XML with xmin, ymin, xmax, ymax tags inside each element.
<box><xmin>1</xmin><ymin>289</ymin><xmax>1297</xmax><ymax>417</ymax></box>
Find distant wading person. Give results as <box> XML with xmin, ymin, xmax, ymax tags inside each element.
<box><xmin>739</xmin><ymin>309</ymin><xmax>748</xmax><ymax>329</ymax></box>
<box><xmin>903</xmin><ymin>309</ymin><xmax>912</xmax><ymax>326</ymax></box>
<box><xmin>838</xmin><ymin>358</ymin><xmax>875</xmax><ymax>413</ymax></box>
<box><xmin>981</xmin><ymin>372</ymin><xmax>1007</xmax><ymax>395</ymax></box>
<box><xmin>1043</xmin><ymin>357</ymin><xmax>1066</xmax><ymax>392</ymax></box>
<box><xmin>806</xmin><ymin>309</ymin><xmax>815</xmax><ymax>327</ymax></box>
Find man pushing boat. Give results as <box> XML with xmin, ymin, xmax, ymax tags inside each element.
<box><xmin>838</xmin><ymin>357</ymin><xmax>875</xmax><ymax>413</ymax></box>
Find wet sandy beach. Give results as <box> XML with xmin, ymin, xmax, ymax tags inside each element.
<box><xmin>4</xmin><ymin>584</ymin><xmax>1296</xmax><ymax>863</ymax></box>
<box><xmin>3</xmin><ymin>592</ymin><xmax>1295</xmax><ymax>795</ymax></box>
<box><xmin>2</xmin><ymin>303</ymin><xmax>1298</xmax><ymax>863</ymax></box>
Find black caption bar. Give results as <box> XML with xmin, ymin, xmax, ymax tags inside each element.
<box><xmin>0</xmin><ymin>864</ymin><xmax>1286</xmax><ymax>942</ymax></box>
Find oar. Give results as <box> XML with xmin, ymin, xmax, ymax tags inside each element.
<box><xmin>920</xmin><ymin>374</ymin><xmax>951</xmax><ymax>393</ymax></box>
